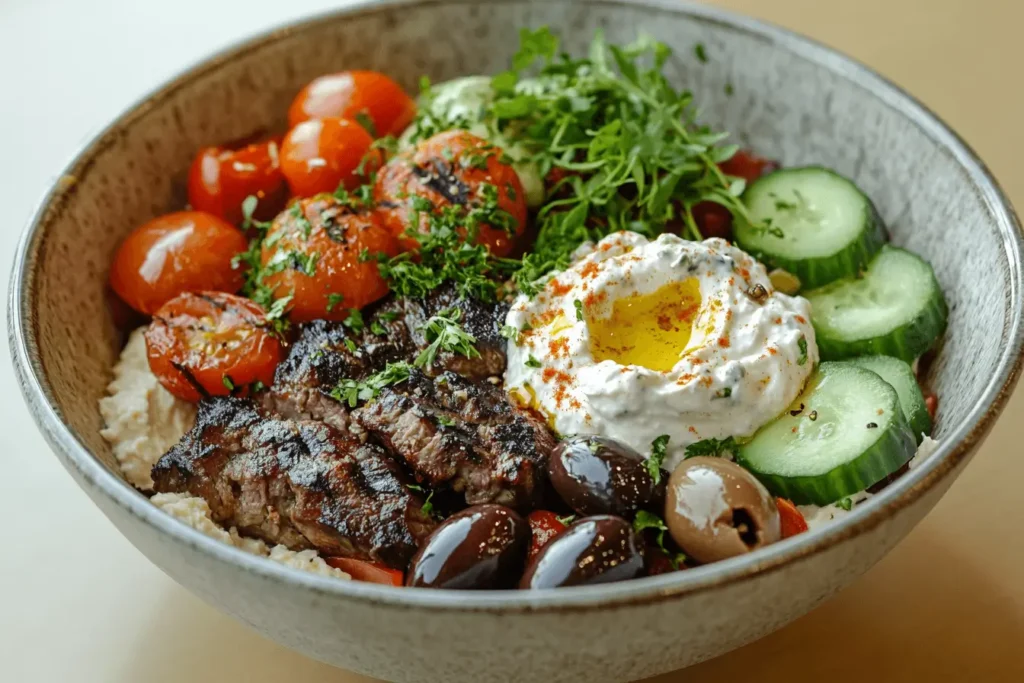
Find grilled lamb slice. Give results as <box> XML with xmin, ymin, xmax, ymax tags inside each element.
<box><xmin>354</xmin><ymin>370</ymin><xmax>555</xmax><ymax>510</ymax></box>
<box><xmin>151</xmin><ymin>396</ymin><xmax>434</xmax><ymax>569</ymax></box>
<box><xmin>266</xmin><ymin>284</ymin><xmax>509</xmax><ymax>424</ymax></box>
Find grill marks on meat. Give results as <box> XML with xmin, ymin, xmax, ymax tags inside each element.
<box><xmin>266</xmin><ymin>284</ymin><xmax>508</xmax><ymax>426</ymax></box>
<box><xmin>151</xmin><ymin>397</ymin><xmax>435</xmax><ymax>568</ymax></box>
<box><xmin>354</xmin><ymin>370</ymin><xmax>556</xmax><ymax>510</ymax></box>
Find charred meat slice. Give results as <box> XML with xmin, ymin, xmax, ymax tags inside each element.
<box><xmin>354</xmin><ymin>370</ymin><xmax>556</xmax><ymax>510</ymax></box>
<box><xmin>152</xmin><ymin>396</ymin><xmax>434</xmax><ymax>568</ymax></box>
<box><xmin>267</xmin><ymin>284</ymin><xmax>509</xmax><ymax>423</ymax></box>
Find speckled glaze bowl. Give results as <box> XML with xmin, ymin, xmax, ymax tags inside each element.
<box><xmin>9</xmin><ymin>1</ymin><xmax>1024</xmax><ymax>681</ymax></box>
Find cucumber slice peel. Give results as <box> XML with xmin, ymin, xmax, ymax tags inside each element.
<box><xmin>848</xmin><ymin>355</ymin><xmax>932</xmax><ymax>444</ymax></box>
<box><xmin>806</xmin><ymin>246</ymin><xmax>948</xmax><ymax>362</ymax></box>
<box><xmin>734</xmin><ymin>167</ymin><xmax>886</xmax><ymax>289</ymax></box>
<box><xmin>736</xmin><ymin>362</ymin><xmax>916</xmax><ymax>505</ymax></box>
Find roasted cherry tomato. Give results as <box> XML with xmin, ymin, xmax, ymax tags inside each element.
<box><xmin>281</xmin><ymin>117</ymin><xmax>379</xmax><ymax>198</ymax></box>
<box><xmin>260</xmin><ymin>195</ymin><xmax>400</xmax><ymax>323</ymax></box>
<box><xmin>776</xmin><ymin>497</ymin><xmax>809</xmax><ymax>539</ymax></box>
<box><xmin>526</xmin><ymin>510</ymin><xmax>568</xmax><ymax>561</ymax></box>
<box><xmin>924</xmin><ymin>390</ymin><xmax>939</xmax><ymax>421</ymax></box>
<box><xmin>109</xmin><ymin>211</ymin><xmax>248</xmax><ymax>315</ymax></box>
<box><xmin>144</xmin><ymin>292</ymin><xmax>283</xmax><ymax>402</ymax></box>
<box><xmin>288</xmin><ymin>70</ymin><xmax>416</xmax><ymax>138</ymax></box>
<box><xmin>373</xmin><ymin>130</ymin><xmax>528</xmax><ymax>257</ymax></box>
<box><xmin>692</xmin><ymin>149</ymin><xmax>779</xmax><ymax>240</ymax></box>
<box><xmin>325</xmin><ymin>557</ymin><xmax>404</xmax><ymax>586</ymax></box>
<box><xmin>187</xmin><ymin>139</ymin><xmax>287</xmax><ymax>224</ymax></box>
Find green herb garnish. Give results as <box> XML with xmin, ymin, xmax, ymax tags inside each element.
<box><xmin>647</xmin><ymin>434</ymin><xmax>669</xmax><ymax>483</ymax></box>
<box><xmin>330</xmin><ymin>361</ymin><xmax>414</xmax><ymax>407</ymax></box>
<box><xmin>694</xmin><ymin>43</ymin><xmax>708</xmax><ymax>63</ymax></box>
<box><xmin>835</xmin><ymin>497</ymin><xmax>853</xmax><ymax>511</ymax></box>
<box><xmin>797</xmin><ymin>335</ymin><xmax>808</xmax><ymax>366</ymax></box>
<box><xmin>633</xmin><ymin>511</ymin><xmax>686</xmax><ymax>569</ymax></box>
<box><xmin>525</xmin><ymin>355</ymin><xmax>542</xmax><ymax>369</ymax></box>
<box><xmin>221</xmin><ymin>375</ymin><xmax>235</xmax><ymax>392</ymax></box>
<box><xmin>343</xmin><ymin>309</ymin><xmax>365</xmax><ymax>334</ymax></box>
<box><xmin>325</xmin><ymin>293</ymin><xmax>345</xmax><ymax>312</ymax></box>
<box><xmin>500</xmin><ymin>324</ymin><xmax>521</xmax><ymax>343</ymax></box>
<box><xmin>684</xmin><ymin>436</ymin><xmax>737</xmax><ymax>459</ymax></box>
<box><xmin>415</xmin><ymin>307</ymin><xmax>481</xmax><ymax>368</ymax></box>
<box><xmin>573</xmin><ymin>299</ymin><xmax>585</xmax><ymax>322</ymax></box>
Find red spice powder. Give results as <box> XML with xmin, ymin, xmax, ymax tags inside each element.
<box><xmin>688</xmin><ymin>426</ymin><xmax>698</xmax><ymax>435</ymax></box>
<box><xmin>584</xmin><ymin>290</ymin><xmax>607</xmax><ymax>307</ymax></box>
<box><xmin>549</xmin><ymin>278</ymin><xmax>572</xmax><ymax>296</ymax></box>
<box><xmin>548</xmin><ymin>337</ymin><xmax>570</xmax><ymax>358</ymax></box>
<box><xmin>717</xmin><ymin>336</ymin><xmax>731</xmax><ymax>348</ymax></box>
<box><xmin>699</xmin><ymin>376</ymin><xmax>713</xmax><ymax>388</ymax></box>
<box><xmin>768</xmin><ymin>347</ymin><xmax>778</xmax><ymax>356</ymax></box>
<box><xmin>795</xmin><ymin>315</ymin><xmax>807</xmax><ymax>324</ymax></box>
<box><xmin>738</xmin><ymin>267</ymin><xmax>750</xmax><ymax>279</ymax></box>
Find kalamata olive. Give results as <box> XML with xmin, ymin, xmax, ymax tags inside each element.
<box><xmin>406</xmin><ymin>505</ymin><xmax>529</xmax><ymax>589</ymax></box>
<box><xmin>665</xmin><ymin>457</ymin><xmax>781</xmax><ymax>564</ymax></box>
<box><xmin>548</xmin><ymin>436</ymin><xmax>666</xmax><ymax>517</ymax></box>
<box><xmin>519</xmin><ymin>515</ymin><xmax>645</xmax><ymax>589</ymax></box>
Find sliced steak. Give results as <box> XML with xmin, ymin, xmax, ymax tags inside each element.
<box><xmin>354</xmin><ymin>370</ymin><xmax>556</xmax><ymax>510</ymax></box>
<box><xmin>266</xmin><ymin>284</ymin><xmax>509</xmax><ymax>425</ymax></box>
<box><xmin>151</xmin><ymin>396</ymin><xmax>435</xmax><ymax>568</ymax></box>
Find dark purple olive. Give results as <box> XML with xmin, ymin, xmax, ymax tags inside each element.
<box><xmin>548</xmin><ymin>436</ymin><xmax>666</xmax><ymax>517</ymax></box>
<box><xmin>406</xmin><ymin>504</ymin><xmax>529</xmax><ymax>589</ymax></box>
<box><xmin>519</xmin><ymin>515</ymin><xmax>645</xmax><ymax>589</ymax></box>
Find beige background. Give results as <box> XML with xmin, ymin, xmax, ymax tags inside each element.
<box><xmin>0</xmin><ymin>0</ymin><xmax>1021</xmax><ymax>681</ymax></box>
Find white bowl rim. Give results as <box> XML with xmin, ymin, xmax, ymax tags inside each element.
<box><xmin>9</xmin><ymin>0</ymin><xmax>1024</xmax><ymax>612</ymax></box>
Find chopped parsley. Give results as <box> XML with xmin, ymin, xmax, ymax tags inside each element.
<box><xmin>684</xmin><ymin>436</ymin><xmax>737</xmax><ymax>459</ymax></box>
<box><xmin>555</xmin><ymin>513</ymin><xmax>576</xmax><ymax>526</ymax></box>
<box><xmin>344</xmin><ymin>338</ymin><xmax>357</xmax><ymax>353</ymax></box>
<box><xmin>633</xmin><ymin>510</ymin><xmax>686</xmax><ymax>569</ymax></box>
<box><xmin>647</xmin><ymin>434</ymin><xmax>670</xmax><ymax>483</ymax></box>
<box><xmin>221</xmin><ymin>375</ymin><xmax>236</xmax><ymax>392</ymax></box>
<box><xmin>249</xmin><ymin>380</ymin><xmax>266</xmax><ymax>394</ymax></box>
<box><xmin>797</xmin><ymin>335</ymin><xmax>808</xmax><ymax>365</ymax></box>
<box><xmin>500</xmin><ymin>324</ymin><xmax>521</xmax><ymax>343</ymax></box>
<box><xmin>330</xmin><ymin>361</ymin><xmax>414</xmax><ymax>407</ymax></box>
<box><xmin>370</xmin><ymin>320</ymin><xmax>388</xmax><ymax>336</ymax></box>
<box><xmin>573</xmin><ymin>299</ymin><xmax>584</xmax><ymax>322</ymax></box>
<box><xmin>354</xmin><ymin>111</ymin><xmax>377</xmax><ymax>137</ymax></box>
<box><xmin>415</xmin><ymin>307</ymin><xmax>480</xmax><ymax>368</ymax></box>
<box><xmin>436</xmin><ymin>415</ymin><xmax>456</xmax><ymax>427</ymax></box>
<box><xmin>342</xmin><ymin>308</ymin><xmax>365</xmax><ymax>334</ymax></box>
<box><xmin>694</xmin><ymin>42</ymin><xmax>708</xmax><ymax>63</ymax></box>
<box><xmin>714</xmin><ymin>387</ymin><xmax>733</xmax><ymax>399</ymax></box>
<box><xmin>835</xmin><ymin>497</ymin><xmax>853</xmax><ymax>511</ymax></box>
<box><xmin>525</xmin><ymin>355</ymin><xmax>542</xmax><ymax>369</ymax></box>
<box><xmin>421</xmin><ymin>490</ymin><xmax>436</xmax><ymax>516</ymax></box>
<box><xmin>325</xmin><ymin>293</ymin><xmax>345</xmax><ymax>312</ymax></box>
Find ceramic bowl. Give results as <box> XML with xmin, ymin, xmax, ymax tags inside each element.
<box><xmin>9</xmin><ymin>1</ymin><xmax>1024</xmax><ymax>681</ymax></box>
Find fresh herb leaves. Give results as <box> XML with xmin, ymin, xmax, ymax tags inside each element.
<box><xmin>525</xmin><ymin>355</ymin><xmax>542</xmax><ymax>369</ymax></box>
<box><xmin>633</xmin><ymin>510</ymin><xmax>686</xmax><ymax>569</ymax></box>
<box><xmin>415</xmin><ymin>307</ymin><xmax>481</xmax><ymax>368</ymax></box>
<box><xmin>330</xmin><ymin>361</ymin><xmax>414</xmax><ymax>407</ymax></box>
<box><xmin>647</xmin><ymin>434</ymin><xmax>670</xmax><ymax>483</ymax></box>
<box><xmin>797</xmin><ymin>335</ymin><xmax>808</xmax><ymax>365</ymax></box>
<box><xmin>500</xmin><ymin>324</ymin><xmax>521</xmax><ymax>343</ymax></box>
<box><xmin>573</xmin><ymin>299</ymin><xmax>585</xmax><ymax>322</ymax></box>
<box><xmin>835</xmin><ymin>497</ymin><xmax>853</xmax><ymax>511</ymax></box>
<box><xmin>684</xmin><ymin>436</ymin><xmax>737</xmax><ymax>459</ymax></box>
<box><xmin>325</xmin><ymin>293</ymin><xmax>345</xmax><ymax>312</ymax></box>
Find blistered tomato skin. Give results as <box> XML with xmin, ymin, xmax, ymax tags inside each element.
<box><xmin>144</xmin><ymin>292</ymin><xmax>283</xmax><ymax>402</ymax></box>
<box><xmin>373</xmin><ymin>130</ymin><xmax>528</xmax><ymax>257</ymax></box>
<box><xmin>280</xmin><ymin>117</ymin><xmax>379</xmax><ymax>198</ymax></box>
<box><xmin>187</xmin><ymin>139</ymin><xmax>287</xmax><ymax>224</ymax></box>
<box><xmin>288</xmin><ymin>70</ymin><xmax>416</xmax><ymax>137</ymax></box>
<box><xmin>526</xmin><ymin>510</ymin><xmax>568</xmax><ymax>561</ymax></box>
<box><xmin>109</xmin><ymin>211</ymin><xmax>248</xmax><ymax>315</ymax></box>
<box><xmin>260</xmin><ymin>195</ymin><xmax>400</xmax><ymax>323</ymax></box>
<box><xmin>406</xmin><ymin>505</ymin><xmax>529</xmax><ymax>589</ymax></box>
<box><xmin>519</xmin><ymin>516</ymin><xmax>645</xmax><ymax>589</ymax></box>
<box><xmin>548</xmin><ymin>436</ymin><xmax>666</xmax><ymax>518</ymax></box>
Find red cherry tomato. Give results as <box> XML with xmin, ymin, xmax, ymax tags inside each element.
<box><xmin>288</xmin><ymin>71</ymin><xmax>416</xmax><ymax>138</ymax></box>
<box><xmin>109</xmin><ymin>211</ymin><xmax>248</xmax><ymax>315</ymax></box>
<box><xmin>281</xmin><ymin>117</ymin><xmax>379</xmax><ymax>198</ymax></box>
<box><xmin>776</xmin><ymin>498</ymin><xmax>809</xmax><ymax>539</ymax></box>
<box><xmin>526</xmin><ymin>510</ymin><xmax>568</xmax><ymax>561</ymax></box>
<box><xmin>692</xmin><ymin>149</ymin><xmax>779</xmax><ymax>241</ymax></box>
<box><xmin>373</xmin><ymin>130</ymin><xmax>528</xmax><ymax>257</ymax></box>
<box><xmin>261</xmin><ymin>195</ymin><xmax>400</xmax><ymax>323</ymax></box>
<box><xmin>187</xmin><ymin>139</ymin><xmax>287</xmax><ymax>225</ymax></box>
<box><xmin>144</xmin><ymin>292</ymin><xmax>283</xmax><ymax>402</ymax></box>
<box><xmin>923</xmin><ymin>390</ymin><xmax>939</xmax><ymax>421</ymax></box>
<box><xmin>325</xmin><ymin>557</ymin><xmax>404</xmax><ymax>586</ymax></box>
<box><xmin>644</xmin><ymin>547</ymin><xmax>679</xmax><ymax>576</ymax></box>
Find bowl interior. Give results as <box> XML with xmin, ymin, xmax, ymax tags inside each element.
<box><xmin>16</xmin><ymin>0</ymin><xmax>1022</xmax><ymax>533</ymax></box>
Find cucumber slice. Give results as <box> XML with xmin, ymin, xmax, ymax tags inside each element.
<box><xmin>736</xmin><ymin>362</ymin><xmax>916</xmax><ymax>505</ymax></box>
<box><xmin>848</xmin><ymin>355</ymin><xmax>932</xmax><ymax>444</ymax></box>
<box><xmin>805</xmin><ymin>246</ymin><xmax>948</xmax><ymax>362</ymax></box>
<box><xmin>734</xmin><ymin>167</ymin><xmax>886</xmax><ymax>289</ymax></box>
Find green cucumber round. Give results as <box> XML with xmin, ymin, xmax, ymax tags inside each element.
<box><xmin>736</xmin><ymin>362</ymin><xmax>916</xmax><ymax>505</ymax></box>
<box><xmin>733</xmin><ymin>167</ymin><xmax>886</xmax><ymax>289</ymax></box>
<box><xmin>848</xmin><ymin>355</ymin><xmax>932</xmax><ymax>444</ymax></box>
<box><xmin>805</xmin><ymin>245</ymin><xmax>948</xmax><ymax>362</ymax></box>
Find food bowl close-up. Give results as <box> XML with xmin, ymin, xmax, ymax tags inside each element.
<box><xmin>8</xmin><ymin>1</ymin><xmax>1024</xmax><ymax>682</ymax></box>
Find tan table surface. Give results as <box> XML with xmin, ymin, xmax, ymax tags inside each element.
<box><xmin>0</xmin><ymin>0</ymin><xmax>1022</xmax><ymax>681</ymax></box>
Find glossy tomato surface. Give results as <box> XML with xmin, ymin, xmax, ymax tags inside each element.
<box><xmin>281</xmin><ymin>117</ymin><xmax>378</xmax><ymax>198</ymax></box>
<box><xmin>144</xmin><ymin>292</ymin><xmax>283</xmax><ymax>402</ymax></box>
<box><xmin>260</xmin><ymin>195</ymin><xmax>400</xmax><ymax>322</ymax></box>
<box><xmin>109</xmin><ymin>211</ymin><xmax>248</xmax><ymax>315</ymax></box>
<box><xmin>288</xmin><ymin>70</ymin><xmax>416</xmax><ymax>137</ymax></box>
<box><xmin>373</xmin><ymin>130</ymin><xmax>527</xmax><ymax>256</ymax></box>
<box><xmin>187</xmin><ymin>138</ymin><xmax>287</xmax><ymax>224</ymax></box>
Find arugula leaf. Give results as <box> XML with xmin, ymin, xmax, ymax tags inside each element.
<box><xmin>415</xmin><ymin>307</ymin><xmax>481</xmax><ymax>368</ymax></box>
<box><xmin>684</xmin><ymin>436</ymin><xmax>737</xmax><ymax>459</ymax></box>
<box><xmin>647</xmin><ymin>434</ymin><xmax>670</xmax><ymax>483</ymax></box>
